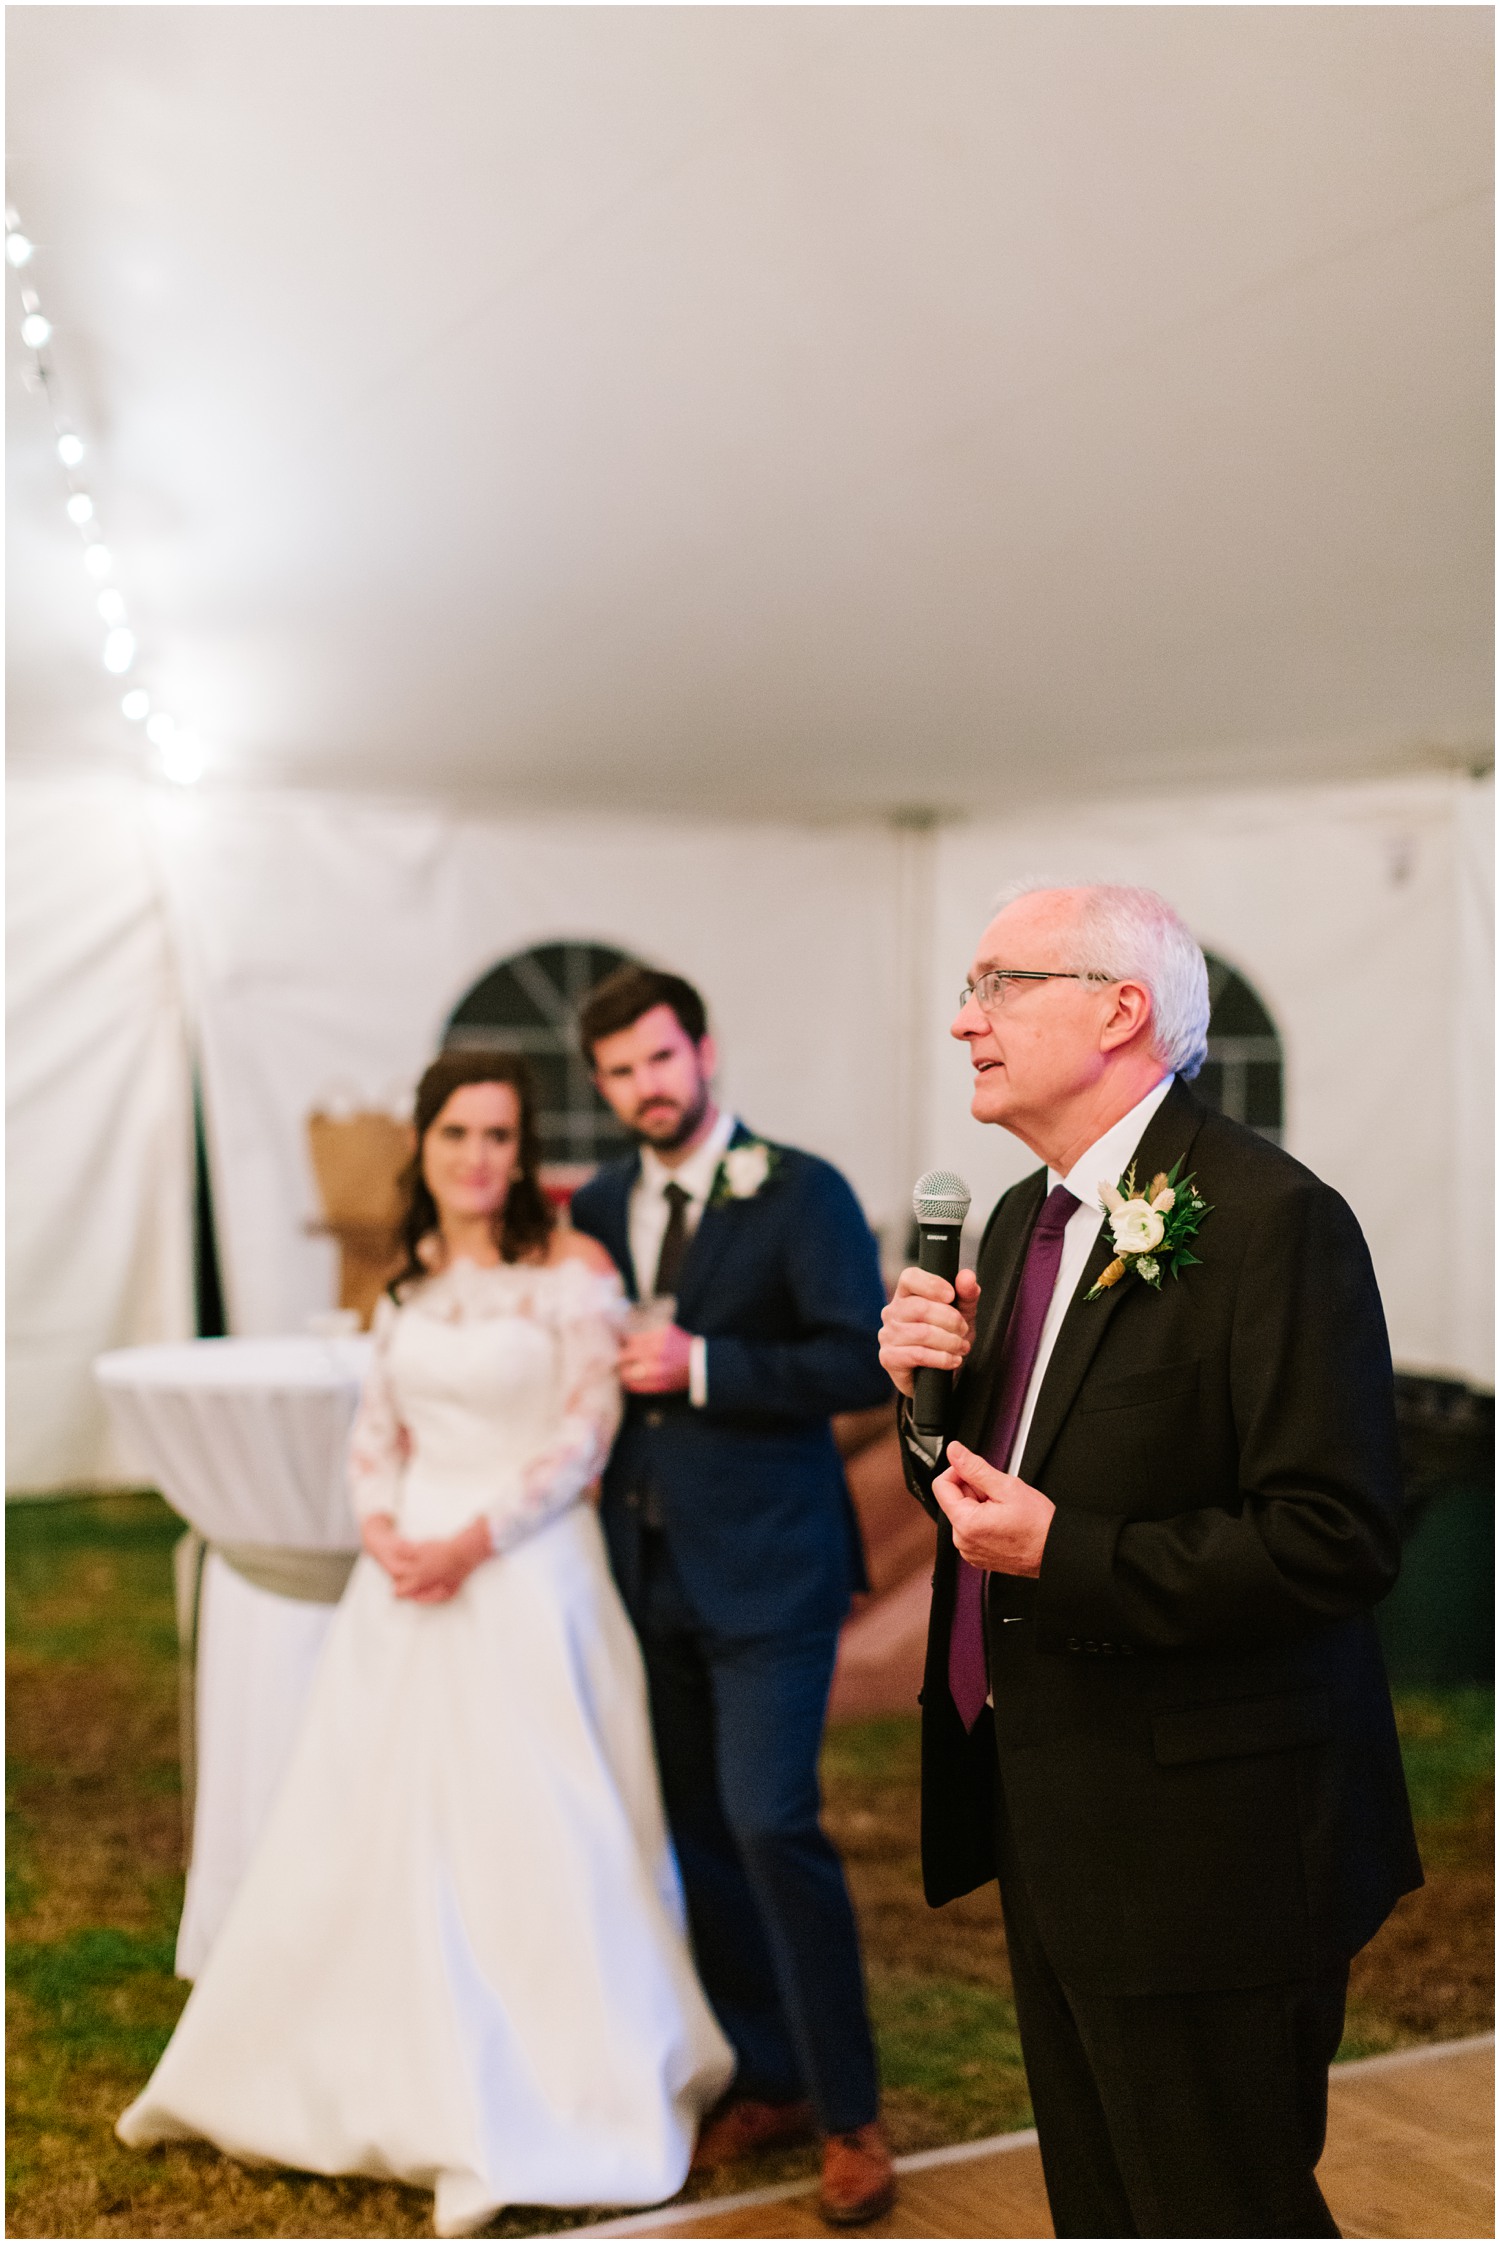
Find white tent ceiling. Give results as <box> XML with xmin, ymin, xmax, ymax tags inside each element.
<box><xmin>6</xmin><ymin>6</ymin><xmax>1493</xmax><ymax>818</ymax></box>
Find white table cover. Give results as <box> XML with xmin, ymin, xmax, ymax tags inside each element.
<box><xmin>95</xmin><ymin>1335</ymin><xmax>373</xmax><ymax>1976</ymax></box>
<box><xmin>95</xmin><ymin>1335</ymin><xmax>371</xmax><ymax>1551</ymax></box>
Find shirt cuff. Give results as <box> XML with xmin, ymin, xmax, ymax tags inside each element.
<box><xmin>897</xmin><ymin>1394</ymin><xmax>943</xmax><ymax>1468</ymax></box>
<box><xmin>688</xmin><ymin>1335</ymin><xmax>708</xmax><ymax>1408</ymax></box>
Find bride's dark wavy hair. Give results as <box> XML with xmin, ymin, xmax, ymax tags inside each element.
<box><xmin>392</xmin><ymin>1048</ymin><xmax>555</xmax><ymax>1291</ymax></box>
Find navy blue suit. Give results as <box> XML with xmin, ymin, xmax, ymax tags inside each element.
<box><xmin>571</xmin><ymin>1127</ymin><xmax>891</xmax><ymax>2132</ymax></box>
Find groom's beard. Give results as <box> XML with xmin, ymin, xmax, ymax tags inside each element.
<box><xmin>626</xmin><ymin>1081</ymin><xmax>710</xmax><ymax>1154</ymax></box>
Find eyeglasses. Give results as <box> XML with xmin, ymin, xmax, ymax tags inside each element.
<box><xmin>959</xmin><ymin>969</ymin><xmax>1113</xmax><ymax>1016</ymax></box>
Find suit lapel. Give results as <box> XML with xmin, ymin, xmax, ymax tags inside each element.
<box><xmin>673</xmin><ymin>1121</ymin><xmax>752</xmax><ymax>1322</ymax></box>
<box><xmin>955</xmin><ymin>1169</ymin><xmax>1047</xmax><ymax>1448</ymax></box>
<box><xmin>1017</xmin><ymin>1078</ymin><xmax>1208</xmax><ymax>1482</ymax></box>
<box><xmin>599</xmin><ymin>1153</ymin><xmax>643</xmax><ymax>1300</ymax></box>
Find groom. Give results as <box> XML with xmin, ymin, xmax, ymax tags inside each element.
<box><xmin>571</xmin><ymin>963</ymin><xmax>896</xmax><ymax>2226</ymax></box>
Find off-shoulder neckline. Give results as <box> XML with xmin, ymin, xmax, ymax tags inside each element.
<box><xmin>390</xmin><ymin>1255</ymin><xmax>623</xmax><ymax>1309</ymax></box>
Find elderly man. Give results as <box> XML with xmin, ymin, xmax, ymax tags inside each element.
<box><xmin>879</xmin><ymin>883</ymin><xmax>1420</xmax><ymax>2240</ymax></box>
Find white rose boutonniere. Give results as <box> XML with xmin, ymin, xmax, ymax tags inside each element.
<box><xmin>1087</xmin><ymin>1158</ymin><xmax>1209</xmax><ymax>1300</ymax></box>
<box><xmin>711</xmin><ymin>1139</ymin><xmax>780</xmax><ymax>1204</ymax></box>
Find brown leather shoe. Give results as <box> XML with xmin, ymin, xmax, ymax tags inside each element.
<box><xmin>691</xmin><ymin>2095</ymin><xmax>817</xmax><ymax>2171</ymax></box>
<box><xmin>818</xmin><ymin>2122</ymin><xmax>896</xmax><ymax>2226</ymax></box>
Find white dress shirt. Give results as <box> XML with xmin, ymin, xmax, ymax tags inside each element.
<box><xmin>1003</xmin><ymin>1073</ymin><xmax>1175</xmax><ymax>1473</ymax></box>
<box><xmin>627</xmin><ymin>1106</ymin><xmax>738</xmax><ymax>1409</ymax></box>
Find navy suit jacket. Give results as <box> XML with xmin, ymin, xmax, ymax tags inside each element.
<box><xmin>570</xmin><ymin>1126</ymin><xmax>891</xmax><ymax>1637</ymax></box>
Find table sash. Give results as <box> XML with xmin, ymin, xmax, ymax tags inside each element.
<box><xmin>171</xmin><ymin>1532</ymin><xmax>358</xmax><ymax>1863</ymax></box>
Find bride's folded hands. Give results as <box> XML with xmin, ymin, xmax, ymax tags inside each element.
<box><xmin>360</xmin><ymin>1509</ymin><xmax>492</xmax><ymax>1603</ymax></box>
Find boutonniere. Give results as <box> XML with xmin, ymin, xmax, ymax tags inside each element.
<box><xmin>710</xmin><ymin>1139</ymin><xmax>780</xmax><ymax>1205</ymax></box>
<box><xmin>1086</xmin><ymin>1157</ymin><xmax>1210</xmax><ymax>1299</ymax></box>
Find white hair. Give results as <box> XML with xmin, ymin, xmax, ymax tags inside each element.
<box><xmin>993</xmin><ymin>881</ymin><xmax>1211</xmax><ymax>1080</ymax></box>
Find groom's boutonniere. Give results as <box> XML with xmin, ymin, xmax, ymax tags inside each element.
<box><xmin>710</xmin><ymin>1139</ymin><xmax>780</xmax><ymax>1205</ymax></box>
<box><xmin>1086</xmin><ymin>1157</ymin><xmax>1211</xmax><ymax>1299</ymax></box>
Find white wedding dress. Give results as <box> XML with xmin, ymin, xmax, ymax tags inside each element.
<box><xmin>118</xmin><ymin>1255</ymin><xmax>734</xmax><ymax>2236</ymax></box>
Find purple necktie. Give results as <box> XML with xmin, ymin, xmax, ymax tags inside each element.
<box><xmin>947</xmin><ymin>1183</ymin><xmax>1080</xmax><ymax>1730</ymax></box>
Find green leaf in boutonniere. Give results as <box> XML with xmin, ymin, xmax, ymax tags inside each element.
<box><xmin>708</xmin><ymin>1139</ymin><xmax>781</xmax><ymax>1206</ymax></box>
<box><xmin>1086</xmin><ymin>1156</ymin><xmax>1211</xmax><ymax>1300</ymax></box>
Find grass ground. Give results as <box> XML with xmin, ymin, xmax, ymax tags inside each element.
<box><xmin>7</xmin><ymin>1492</ymin><xmax>1493</xmax><ymax>2238</ymax></box>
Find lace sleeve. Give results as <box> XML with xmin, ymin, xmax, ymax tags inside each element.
<box><xmin>347</xmin><ymin>1295</ymin><xmax>409</xmax><ymax>1522</ymax></box>
<box><xmin>488</xmin><ymin>1266</ymin><xmax>625</xmax><ymax>1554</ymax></box>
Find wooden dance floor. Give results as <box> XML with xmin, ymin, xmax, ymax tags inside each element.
<box><xmin>571</xmin><ymin>2035</ymin><xmax>1494</xmax><ymax>2241</ymax></box>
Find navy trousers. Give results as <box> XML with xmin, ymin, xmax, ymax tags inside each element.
<box><xmin>634</xmin><ymin>1529</ymin><xmax>879</xmax><ymax>2136</ymax></box>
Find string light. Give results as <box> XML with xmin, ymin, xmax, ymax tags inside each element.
<box><xmin>7</xmin><ymin>202</ymin><xmax>206</xmax><ymax>785</ymax></box>
<box><xmin>161</xmin><ymin>732</ymin><xmax>205</xmax><ymax>786</ymax></box>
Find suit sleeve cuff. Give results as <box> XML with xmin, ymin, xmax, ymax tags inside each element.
<box><xmin>688</xmin><ymin>1335</ymin><xmax>708</xmax><ymax>1408</ymax></box>
<box><xmin>1033</xmin><ymin>1505</ymin><xmax>1134</xmax><ymax>1654</ymax></box>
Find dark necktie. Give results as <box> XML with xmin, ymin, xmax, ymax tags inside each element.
<box><xmin>652</xmin><ymin>1181</ymin><xmax>691</xmax><ymax>1299</ymax></box>
<box><xmin>947</xmin><ymin>1182</ymin><xmax>1081</xmax><ymax>1730</ymax></box>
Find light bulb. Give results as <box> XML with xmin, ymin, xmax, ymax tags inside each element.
<box><xmin>121</xmin><ymin>688</ymin><xmax>150</xmax><ymax>722</ymax></box>
<box><xmin>66</xmin><ymin>492</ymin><xmax>94</xmax><ymax>525</ymax></box>
<box><xmin>6</xmin><ymin>231</ymin><xmax>34</xmax><ymax>268</ymax></box>
<box><xmin>161</xmin><ymin>732</ymin><xmax>204</xmax><ymax>786</ymax></box>
<box><xmin>98</xmin><ymin>589</ymin><xmax>127</xmax><ymax>626</ymax></box>
<box><xmin>20</xmin><ymin>312</ymin><xmax>51</xmax><ymax>349</ymax></box>
<box><xmin>102</xmin><ymin>627</ymin><xmax>137</xmax><ymax>675</ymax></box>
<box><xmin>83</xmin><ymin>543</ymin><xmax>111</xmax><ymax>580</ymax></box>
<box><xmin>57</xmin><ymin>433</ymin><xmax>84</xmax><ymax>469</ymax></box>
<box><xmin>146</xmin><ymin>712</ymin><xmax>176</xmax><ymax>747</ymax></box>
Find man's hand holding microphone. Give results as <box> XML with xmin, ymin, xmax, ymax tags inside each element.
<box><xmin>878</xmin><ymin>1171</ymin><xmax>1055</xmax><ymax>1580</ymax></box>
<box><xmin>877</xmin><ymin>1263</ymin><xmax>981</xmax><ymax>1391</ymax></box>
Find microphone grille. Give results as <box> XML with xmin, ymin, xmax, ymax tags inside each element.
<box><xmin>913</xmin><ymin>1168</ymin><xmax>972</xmax><ymax>1224</ymax></box>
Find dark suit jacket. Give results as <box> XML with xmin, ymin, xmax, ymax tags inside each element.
<box><xmin>904</xmin><ymin>1077</ymin><xmax>1422</xmax><ymax>1996</ymax></box>
<box><xmin>571</xmin><ymin>1126</ymin><xmax>891</xmax><ymax>1637</ymax></box>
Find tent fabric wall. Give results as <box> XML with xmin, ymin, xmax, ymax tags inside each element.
<box><xmin>150</xmin><ymin>790</ymin><xmax>908</xmax><ymax>1339</ymax></box>
<box><xmin>921</xmin><ymin>773</ymin><xmax>1494</xmax><ymax>1389</ymax></box>
<box><xmin>1452</xmin><ymin>775</ymin><xmax>1496</xmax><ymax>1387</ymax></box>
<box><xmin>6</xmin><ymin>770</ymin><xmax>1490</xmax><ymax>1493</ymax></box>
<box><xmin>6</xmin><ymin>778</ymin><xmax>195</xmax><ymax>1490</ymax></box>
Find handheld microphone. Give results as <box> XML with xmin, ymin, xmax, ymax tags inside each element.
<box><xmin>910</xmin><ymin>1169</ymin><xmax>972</xmax><ymax>1437</ymax></box>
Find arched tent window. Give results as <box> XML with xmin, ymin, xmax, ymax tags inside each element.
<box><xmin>444</xmin><ymin>941</ymin><xmax>637</xmax><ymax>1178</ymax></box>
<box><xmin>1196</xmin><ymin>954</ymin><xmax>1284</xmax><ymax>1145</ymax></box>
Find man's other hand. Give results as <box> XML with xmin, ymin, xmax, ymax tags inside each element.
<box><xmin>619</xmin><ymin>1322</ymin><xmax>694</xmax><ymax>1394</ymax></box>
<box><xmin>878</xmin><ymin>1267</ymin><xmax>981</xmax><ymax>1399</ymax></box>
<box><xmin>933</xmin><ymin>1440</ymin><xmax>1055</xmax><ymax>1578</ymax></box>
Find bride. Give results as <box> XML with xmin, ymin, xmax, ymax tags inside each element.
<box><xmin>118</xmin><ymin>1050</ymin><xmax>734</xmax><ymax>2236</ymax></box>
